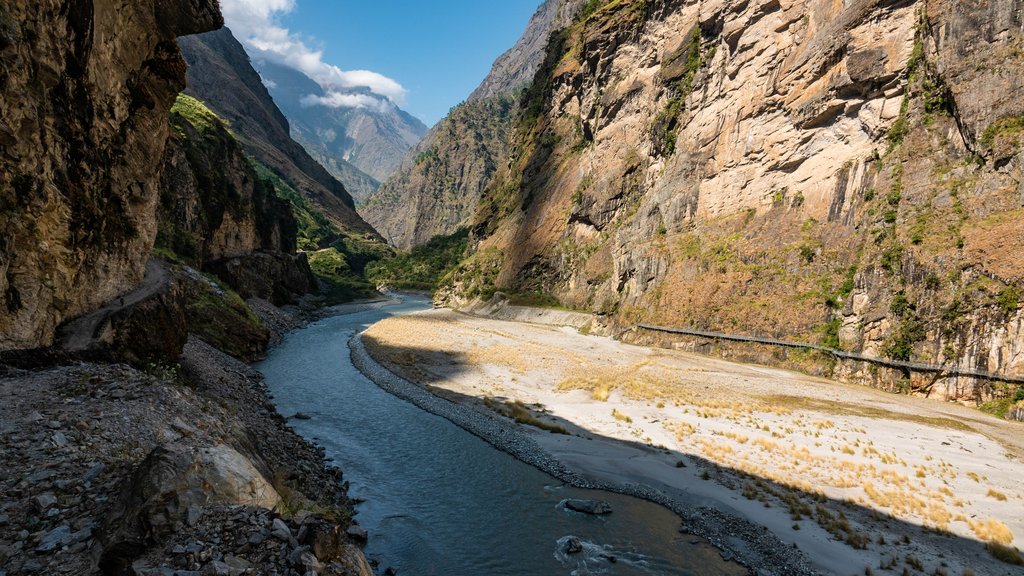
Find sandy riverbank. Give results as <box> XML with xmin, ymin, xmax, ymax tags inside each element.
<box><xmin>357</xmin><ymin>308</ymin><xmax>1024</xmax><ymax>576</ymax></box>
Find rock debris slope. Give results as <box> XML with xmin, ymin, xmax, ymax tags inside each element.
<box><xmin>439</xmin><ymin>0</ymin><xmax>1024</xmax><ymax>402</ymax></box>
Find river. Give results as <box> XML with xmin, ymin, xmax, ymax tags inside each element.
<box><xmin>256</xmin><ymin>296</ymin><xmax>743</xmax><ymax>576</ymax></box>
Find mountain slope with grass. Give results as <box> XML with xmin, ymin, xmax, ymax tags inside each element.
<box><xmin>178</xmin><ymin>27</ymin><xmax>378</xmax><ymax>238</ymax></box>
<box><xmin>177</xmin><ymin>26</ymin><xmax>398</xmax><ymax>301</ymax></box>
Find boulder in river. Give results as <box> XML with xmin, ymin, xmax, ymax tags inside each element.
<box><xmin>565</xmin><ymin>537</ymin><xmax>583</xmax><ymax>555</ymax></box>
<box><xmin>564</xmin><ymin>499</ymin><xmax>612</xmax><ymax>515</ymax></box>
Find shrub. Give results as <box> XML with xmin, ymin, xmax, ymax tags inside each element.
<box><xmin>365</xmin><ymin>229</ymin><xmax>469</xmax><ymax>292</ymax></box>
<box><xmin>996</xmin><ymin>285</ymin><xmax>1020</xmax><ymax>315</ymax></box>
<box><xmin>987</xmin><ymin>542</ymin><xmax>1023</xmax><ymax>565</ymax></box>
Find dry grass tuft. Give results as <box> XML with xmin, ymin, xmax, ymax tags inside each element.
<box><xmin>986</xmin><ymin>488</ymin><xmax>1008</xmax><ymax>501</ymax></box>
<box><xmin>483</xmin><ymin>397</ymin><xmax>568</xmax><ymax>434</ymax></box>
<box><xmin>969</xmin><ymin>518</ymin><xmax>1015</xmax><ymax>544</ymax></box>
<box><xmin>986</xmin><ymin>541</ymin><xmax>1024</xmax><ymax>565</ymax></box>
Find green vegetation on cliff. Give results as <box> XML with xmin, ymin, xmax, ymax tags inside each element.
<box><xmin>365</xmin><ymin>229</ymin><xmax>470</xmax><ymax>291</ymax></box>
<box><xmin>170</xmin><ymin>93</ymin><xmax>226</xmax><ymax>139</ymax></box>
<box><xmin>159</xmin><ymin>94</ymin><xmax>297</xmax><ymax>266</ymax></box>
<box><xmin>252</xmin><ymin>162</ymin><xmax>393</xmax><ymax>303</ymax></box>
<box><xmin>161</xmin><ymin>94</ymin><xmax>393</xmax><ymax>305</ymax></box>
<box><xmin>250</xmin><ymin>161</ymin><xmax>336</xmax><ymax>251</ymax></box>
<box><xmin>184</xmin><ymin>273</ymin><xmax>269</xmax><ymax>361</ymax></box>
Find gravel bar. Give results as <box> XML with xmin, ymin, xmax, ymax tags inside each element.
<box><xmin>349</xmin><ymin>333</ymin><xmax>821</xmax><ymax>576</ymax></box>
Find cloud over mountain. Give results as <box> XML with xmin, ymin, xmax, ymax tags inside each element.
<box><xmin>220</xmin><ymin>0</ymin><xmax>408</xmax><ymax>105</ymax></box>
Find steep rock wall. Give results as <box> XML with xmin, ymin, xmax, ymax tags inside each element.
<box><xmin>361</xmin><ymin>0</ymin><xmax>585</xmax><ymax>249</ymax></box>
<box><xmin>160</xmin><ymin>96</ymin><xmax>297</xmax><ymax>263</ymax></box>
<box><xmin>0</xmin><ymin>0</ymin><xmax>222</xmax><ymax>350</ymax></box>
<box><xmin>363</xmin><ymin>94</ymin><xmax>519</xmax><ymax>248</ymax></box>
<box><xmin>443</xmin><ymin>0</ymin><xmax>1024</xmax><ymax>400</ymax></box>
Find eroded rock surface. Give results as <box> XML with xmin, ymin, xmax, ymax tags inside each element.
<box><xmin>0</xmin><ymin>0</ymin><xmax>222</xmax><ymax>350</ymax></box>
<box><xmin>361</xmin><ymin>0</ymin><xmax>585</xmax><ymax>249</ymax></box>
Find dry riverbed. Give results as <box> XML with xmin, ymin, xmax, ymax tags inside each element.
<box><xmin>362</xmin><ymin>309</ymin><xmax>1024</xmax><ymax>576</ymax></box>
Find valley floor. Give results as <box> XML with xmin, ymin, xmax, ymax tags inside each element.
<box><xmin>360</xmin><ymin>308</ymin><xmax>1024</xmax><ymax>576</ymax></box>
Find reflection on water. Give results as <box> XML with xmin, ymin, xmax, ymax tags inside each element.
<box><xmin>257</xmin><ymin>296</ymin><xmax>742</xmax><ymax>575</ymax></box>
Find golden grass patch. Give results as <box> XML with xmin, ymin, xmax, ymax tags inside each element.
<box><xmin>969</xmin><ymin>518</ymin><xmax>1015</xmax><ymax>544</ymax></box>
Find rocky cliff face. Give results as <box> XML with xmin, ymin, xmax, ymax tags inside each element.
<box><xmin>158</xmin><ymin>94</ymin><xmax>315</xmax><ymax>305</ymax></box>
<box><xmin>177</xmin><ymin>28</ymin><xmax>379</xmax><ymax>239</ymax></box>
<box><xmin>160</xmin><ymin>95</ymin><xmax>297</xmax><ymax>263</ymax></box>
<box><xmin>362</xmin><ymin>95</ymin><xmax>518</xmax><ymax>249</ymax></box>
<box><xmin>442</xmin><ymin>0</ymin><xmax>1024</xmax><ymax>400</ymax></box>
<box><xmin>254</xmin><ymin>59</ymin><xmax>427</xmax><ymax>189</ymax></box>
<box><xmin>0</xmin><ymin>0</ymin><xmax>222</xmax><ymax>351</ymax></box>
<box><xmin>361</xmin><ymin>0</ymin><xmax>585</xmax><ymax>250</ymax></box>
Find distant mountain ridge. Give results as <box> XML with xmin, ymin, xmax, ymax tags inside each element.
<box><xmin>177</xmin><ymin>28</ymin><xmax>378</xmax><ymax>237</ymax></box>
<box><xmin>254</xmin><ymin>59</ymin><xmax>428</xmax><ymax>194</ymax></box>
<box><xmin>361</xmin><ymin>0</ymin><xmax>585</xmax><ymax>249</ymax></box>
<box><xmin>251</xmin><ymin>60</ymin><xmax>382</xmax><ymax>203</ymax></box>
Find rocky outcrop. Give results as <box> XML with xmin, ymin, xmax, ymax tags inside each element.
<box><xmin>99</xmin><ymin>443</ymin><xmax>282</xmax><ymax>573</ymax></box>
<box><xmin>207</xmin><ymin>251</ymin><xmax>315</xmax><ymax>304</ymax></box>
<box><xmin>0</xmin><ymin>0</ymin><xmax>222</xmax><ymax>351</ymax></box>
<box><xmin>158</xmin><ymin>94</ymin><xmax>316</xmax><ymax>306</ymax></box>
<box><xmin>160</xmin><ymin>95</ymin><xmax>298</xmax><ymax>263</ymax></box>
<box><xmin>51</xmin><ymin>260</ymin><xmax>275</xmax><ymax>364</ymax></box>
<box><xmin>177</xmin><ymin>28</ymin><xmax>380</xmax><ymax>238</ymax></box>
<box><xmin>255</xmin><ymin>59</ymin><xmax>428</xmax><ymax>188</ymax></box>
<box><xmin>564</xmin><ymin>498</ymin><xmax>613</xmax><ymax>514</ymax></box>
<box><xmin>361</xmin><ymin>0</ymin><xmax>585</xmax><ymax>249</ymax></box>
<box><xmin>441</xmin><ymin>0</ymin><xmax>1024</xmax><ymax>401</ymax></box>
<box><xmin>469</xmin><ymin>0</ymin><xmax>586</xmax><ymax>101</ymax></box>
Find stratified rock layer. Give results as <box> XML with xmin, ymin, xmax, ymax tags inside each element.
<box><xmin>0</xmin><ymin>0</ymin><xmax>222</xmax><ymax>350</ymax></box>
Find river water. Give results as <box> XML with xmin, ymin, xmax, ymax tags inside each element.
<box><xmin>257</xmin><ymin>296</ymin><xmax>743</xmax><ymax>576</ymax></box>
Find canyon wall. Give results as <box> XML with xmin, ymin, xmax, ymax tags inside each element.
<box><xmin>0</xmin><ymin>0</ymin><xmax>222</xmax><ymax>350</ymax></box>
<box><xmin>441</xmin><ymin>0</ymin><xmax>1024</xmax><ymax>400</ymax></box>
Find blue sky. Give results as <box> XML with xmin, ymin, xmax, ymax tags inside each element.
<box><xmin>221</xmin><ymin>0</ymin><xmax>542</xmax><ymax>126</ymax></box>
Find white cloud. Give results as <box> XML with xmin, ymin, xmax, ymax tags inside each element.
<box><xmin>300</xmin><ymin>91</ymin><xmax>394</xmax><ymax>113</ymax></box>
<box><xmin>220</xmin><ymin>0</ymin><xmax>408</xmax><ymax>105</ymax></box>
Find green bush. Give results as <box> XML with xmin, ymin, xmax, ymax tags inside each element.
<box><xmin>820</xmin><ymin>318</ymin><xmax>842</xmax><ymax>350</ymax></box>
<box><xmin>883</xmin><ymin>315</ymin><xmax>927</xmax><ymax>361</ymax></box>
<box><xmin>579</xmin><ymin>0</ymin><xmax>605</xmax><ymax>20</ymax></box>
<box><xmin>308</xmin><ymin>247</ymin><xmax>378</xmax><ymax>304</ymax></box>
<box><xmin>996</xmin><ymin>285</ymin><xmax>1020</xmax><ymax>316</ymax></box>
<box><xmin>365</xmin><ymin>229</ymin><xmax>469</xmax><ymax>292</ymax></box>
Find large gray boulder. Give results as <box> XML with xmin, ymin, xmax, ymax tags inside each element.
<box><xmin>99</xmin><ymin>444</ymin><xmax>281</xmax><ymax>573</ymax></box>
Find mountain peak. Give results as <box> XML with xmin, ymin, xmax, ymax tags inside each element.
<box><xmin>254</xmin><ymin>58</ymin><xmax>428</xmax><ymax>188</ymax></box>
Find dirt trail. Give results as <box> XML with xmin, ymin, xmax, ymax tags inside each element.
<box><xmin>57</xmin><ymin>259</ymin><xmax>170</xmax><ymax>352</ymax></box>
